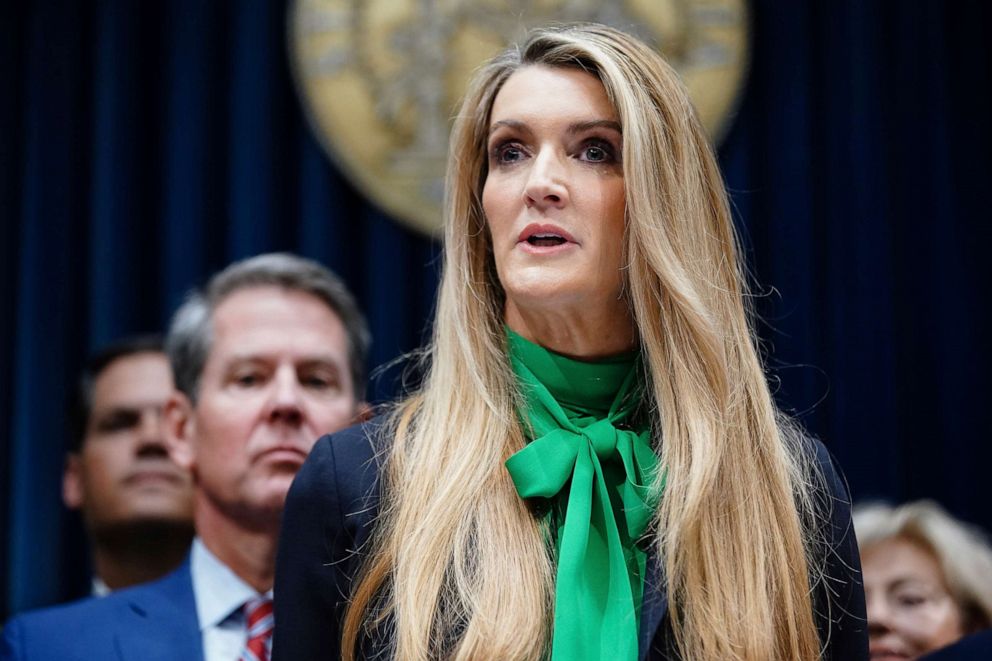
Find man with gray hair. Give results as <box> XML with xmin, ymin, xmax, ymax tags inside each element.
<box><xmin>2</xmin><ymin>253</ymin><xmax>371</xmax><ymax>661</ymax></box>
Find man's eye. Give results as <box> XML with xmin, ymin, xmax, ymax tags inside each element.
<box><xmin>234</xmin><ymin>373</ymin><xmax>264</xmax><ymax>387</ymax></box>
<box><xmin>97</xmin><ymin>412</ymin><xmax>139</xmax><ymax>432</ymax></box>
<box><xmin>302</xmin><ymin>374</ymin><xmax>339</xmax><ymax>391</ymax></box>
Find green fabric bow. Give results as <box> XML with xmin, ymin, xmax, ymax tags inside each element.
<box><xmin>504</xmin><ymin>329</ymin><xmax>661</xmax><ymax>661</ymax></box>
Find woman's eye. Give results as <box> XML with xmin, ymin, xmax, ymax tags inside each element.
<box><xmin>580</xmin><ymin>141</ymin><xmax>616</xmax><ymax>163</ymax></box>
<box><xmin>585</xmin><ymin>146</ymin><xmax>607</xmax><ymax>161</ymax></box>
<box><xmin>492</xmin><ymin>143</ymin><xmax>526</xmax><ymax>164</ymax></box>
<box><xmin>895</xmin><ymin>594</ymin><xmax>926</xmax><ymax>608</ymax></box>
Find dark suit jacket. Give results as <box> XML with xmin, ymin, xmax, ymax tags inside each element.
<box><xmin>272</xmin><ymin>418</ymin><xmax>868</xmax><ymax>660</ymax></box>
<box><xmin>921</xmin><ymin>630</ymin><xmax>992</xmax><ymax>660</ymax></box>
<box><xmin>0</xmin><ymin>559</ymin><xmax>203</xmax><ymax>661</ymax></box>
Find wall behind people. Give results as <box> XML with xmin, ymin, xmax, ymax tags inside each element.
<box><xmin>1</xmin><ymin>0</ymin><xmax>989</xmax><ymax>620</ymax></box>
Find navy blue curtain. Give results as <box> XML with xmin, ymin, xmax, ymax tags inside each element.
<box><xmin>2</xmin><ymin>0</ymin><xmax>989</xmax><ymax>618</ymax></box>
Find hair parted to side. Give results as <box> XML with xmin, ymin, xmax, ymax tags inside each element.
<box><xmin>855</xmin><ymin>500</ymin><xmax>992</xmax><ymax>633</ymax></box>
<box><xmin>343</xmin><ymin>24</ymin><xmax>829</xmax><ymax>660</ymax></box>
<box><xmin>166</xmin><ymin>252</ymin><xmax>370</xmax><ymax>401</ymax></box>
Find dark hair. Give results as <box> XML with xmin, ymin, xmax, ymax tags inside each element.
<box><xmin>70</xmin><ymin>334</ymin><xmax>166</xmax><ymax>452</ymax></box>
<box><xmin>166</xmin><ymin>253</ymin><xmax>371</xmax><ymax>402</ymax></box>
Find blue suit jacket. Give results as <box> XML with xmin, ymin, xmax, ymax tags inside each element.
<box><xmin>1</xmin><ymin>560</ymin><xmax>202</xmax><ymax>661</ymax></box>
<box><xmin>272</xmin><ymin>419</ymin><xmax>868</xmax><ymax>660</ymax></box>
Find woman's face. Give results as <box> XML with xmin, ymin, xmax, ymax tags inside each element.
<box><xmin>482</xmin><ymin>65</ymin><xmax>626</xmax><ymax>324</ymax></box>
<box><xmin>863</xmin><ymin>537</ymin><xmax>966</xmax><ymax>660</ymax></box>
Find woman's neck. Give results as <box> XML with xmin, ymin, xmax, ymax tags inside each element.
<box><xmin>504</xmin><ymin>299</ymin><xmax>636</xmax><ymax>360</ymax></box>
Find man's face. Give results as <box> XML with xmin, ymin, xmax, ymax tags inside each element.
<box><xmin>169</xmin><ymin>286</ymin><xmax>360</xmax><ymax>528</ymax></box>
<box><xmin>63</xmin><ymin>352</ymin><xmax>194</xmax><ymax>530</ymax></box>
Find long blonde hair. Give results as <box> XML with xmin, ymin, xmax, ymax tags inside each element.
<box><xmin>343</xmin><ymin>24</ymin><xmax>828</xmax><ymax>660</ymax></box>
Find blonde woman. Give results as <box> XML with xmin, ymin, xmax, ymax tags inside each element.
<box><xmin>855</xmin><ymin>501</ymin><xmax>992</xmax><ymax>660</ymax></box>
<box><xmin>273</xmin><ymin>24</ymin><xmax>867</xmax><ymax>661</ymax></box>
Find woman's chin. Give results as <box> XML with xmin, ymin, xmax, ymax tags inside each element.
<box><xmin>504</xmin><ymin>286</ymin><xmax>629</xmax><ymax>329</ymax></box>
<box><xmin>503</xmin><ymin>282</ymin><xmax>588</xmax><ymax>316</ymax></box>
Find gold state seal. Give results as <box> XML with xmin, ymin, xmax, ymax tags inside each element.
<box><xmin>289</xmin><ymin>0</ymin><xmax>749</xmax><ymax>235</ymax></box>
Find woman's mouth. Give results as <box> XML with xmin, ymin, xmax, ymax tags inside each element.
<box><xmin>869</xmin><ymin>648</ymin><xmax>911</xmax><ymax>660</ymax></box>
<box><xmin>526</xmin><ymin>233</ymin><xmax>567</xmax><ymax>247</ymax></box>
<box><xmin>517</xmin><ymin>223</ymin><xmax>577</xmax><ymax>254</ymax></box>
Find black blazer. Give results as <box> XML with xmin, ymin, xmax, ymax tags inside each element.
<box><xmin>272</xmin><ymin>418</ymin><xmax>868</xmax><ymax>660</ymax></box>
<box><xmin>921</xmin><ymin>630</ymin><xmax>992</xmax><ymax>660</ymax></box>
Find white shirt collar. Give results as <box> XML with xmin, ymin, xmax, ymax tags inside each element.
<box><xmin>91</xmin><ymin>576</ymin><xmax>111</xmax><ymax>597</ymax></box>
<box><xmin>190</xmin><ymin>537</ymin><xmax>270</xmax><ymax>631</ymax></box>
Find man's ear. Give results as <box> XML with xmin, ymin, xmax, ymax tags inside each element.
<box><xmin>353</xmin><ymin>401</ymin><xmax>374</xmax><ymax>424</ymax></box>
<box><xmin>164</xmin><ymin>391</ymin><xmax>196</xmax><ymax>470</ymax></box>
<box><xmin>62</xmin><ymin>453</ymin><xmax>84</xmax><ymax>510</ymax></box>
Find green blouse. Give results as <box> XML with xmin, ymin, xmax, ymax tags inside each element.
<box><xmin>504</xmin><ymin>329</ymin><xmax>662</xmax><ymax>661</ymax></box>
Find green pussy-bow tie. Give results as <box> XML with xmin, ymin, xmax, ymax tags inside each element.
<box><xmin>504</xmin><ymin>329</ymin><xmax>661</xmax><ymax>661</ymax></box>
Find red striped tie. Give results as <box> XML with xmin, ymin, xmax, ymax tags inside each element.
<box><xmin>239</xmin><ymin>596</ymin><xmax>274</xmax><ymax>661</ymax></box>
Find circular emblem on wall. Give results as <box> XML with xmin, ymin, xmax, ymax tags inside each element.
<box><xmin>289</xmin><ymin>0</ymin><xmax>749</xmax><ymax>236</ymax></box>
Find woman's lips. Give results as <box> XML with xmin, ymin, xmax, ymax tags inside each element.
<box><xmin>518</xmin><ymin>240</ymin><xmax>577</xmax><ymax>255</ymax></box>
<box><xmin>516</xmin><ymin>223</ymin><xmax>578</xmax><ymax>254</ymax></box>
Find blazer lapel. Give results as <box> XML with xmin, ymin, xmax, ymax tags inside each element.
<box><xmin>639</xmin><ymin>551</ymin><xmax>668</xmax><ymax>660</ymax></box>
<box><xmin>113</xmin><ymin>560</ymin><xmax>204</xmax><ymax>661</ymax></box>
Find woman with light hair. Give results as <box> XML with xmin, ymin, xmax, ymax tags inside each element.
<box><xmin>273</xmin><ymin>24</ymin><xmax>867</xmax><ymax>660</ymax></box>
<box><xmin>855</xmin><ymin>500</ymin><xmax>992</xmax><ymax>660</ymax></box>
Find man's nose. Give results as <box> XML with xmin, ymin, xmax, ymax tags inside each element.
<box><xmin>267</xmin><ymin>366</ymin><xmax>304</xmax><ymax>426</ymax></box>
<box><xmin>135</xmin><ymin>409</ymin><xmax>169</xmax><ymax>458</ymax></box>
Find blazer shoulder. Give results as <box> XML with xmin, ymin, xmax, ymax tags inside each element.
<box><xmin>805</xmin><ymin>438</ymin><xmax>869</xmax><ymax>660</ymax></box>
<box><xmin>273</xmin><ymin>417</ymin><xmax>389</xmax><ymax>660</ymax></box>
<box><xmin>922</xmin><ymin>629</ymin><xmax>992</xmax><ymax>659</ymax></box>
<box><xmin>1</xmin><ymin>562</ymin><xmax>200</xmax><ymax>661</ymax></box>
<box><xmin>810</xmin><ymin>439</ymin><xmax>853</xmax><ymax>501</ymax></box>
<box><xmin>290</xmin><ymin>415</ymin><xmax>387</xmax><ymax>520</ymax></box>
<box><xmin>2</xmin><ymin>595</ymin><xmax>119</xmax><ymax>660</ymax></box>
<box><xmin>807</xmin><ymin>438</ymin><xmax>861</xmax><ymax>561</ymax></box>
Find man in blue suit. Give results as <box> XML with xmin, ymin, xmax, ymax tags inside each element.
<box><xmin>62</xmin><ymin>335</ymin><xmax>194</xmax><ymax>599</ymax></box>
<box><xmin>1</xmin><ymin>253</ymin><xmax>371</xmax><ymax>661</ymax></box>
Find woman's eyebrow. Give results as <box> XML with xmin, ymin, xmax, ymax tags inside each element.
<box><xmin>887</xmin><ymin>577</ymin><xmax>937</xmax><ymax>591</ymax></box>
<box><xmin>488</xmin><ymin>119</ymin><xmax>622</xmax><ymax>137</ymax></box>
<box><xmin>567</xmin><ymin>119</ymin><xmax>622</xmax><ymax>135</ymax></box>
<box><xmin>488</xmin><ymin>119</ymin><xmax>530</xmax><ymax>136</ymax></box>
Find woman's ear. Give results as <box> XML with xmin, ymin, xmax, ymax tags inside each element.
<box><xmin>164</xmin><ymin>392</ymin><xmax>196</xmax><ymax>470</ymax></box>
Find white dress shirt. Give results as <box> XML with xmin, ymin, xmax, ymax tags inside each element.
<box><xmin>91</xmin><ymin>576</ymin><xmax>111</xmax><ymax>597</ymax></box>
<box><xmin>191</xmin><ymin>538</ymin><xmax>273</xmax><ymax>661</ymax></box>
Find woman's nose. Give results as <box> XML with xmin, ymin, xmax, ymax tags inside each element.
<box><xmin>523</xmin><ymin>148</ymin><xmax>568</xmax><ymax>210</ymax></box>
<box><xmin>866</xmin><ymin>594</ymin><xmax>894</xmax><ymax>633</ymax></box>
